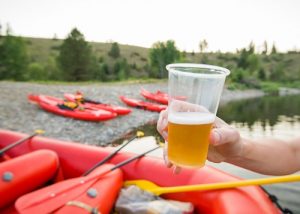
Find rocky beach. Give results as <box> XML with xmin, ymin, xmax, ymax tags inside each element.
<box><xmin>0</xmin><ymin>81</ymin><xmax>264</xmax><ymax>146</ymax></box>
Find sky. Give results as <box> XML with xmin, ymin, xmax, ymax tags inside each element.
<box><xmin>0</xmin><ymin>0</ymin><xmax>299</xmax><ymax>53</ymax></box>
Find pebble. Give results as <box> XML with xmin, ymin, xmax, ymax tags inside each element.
<box><xmin>0</xmin><ymin>81</ymin><xmax>264</xmax><ymax>146</ymax></box>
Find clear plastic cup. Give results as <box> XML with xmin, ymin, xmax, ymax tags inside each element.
<box><xmin>166</xmin><ymin>63</ymin><xmax>230</xmax><ymax>168</ymax></box>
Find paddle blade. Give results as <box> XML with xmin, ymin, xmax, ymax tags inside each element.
<box><xmin>15</xmin><ymin>164</ymin><xmax>114</xmax><ymax>214</ymax></box>
<box><xmin>34</xmin><ymin>129</ymin><xmax>45</xmax><ymax>135</ymax></box>
<box><xmin>136</xmin><ymin>131</ymin><xmax>144</xmax><ymax>138</ymax></box>
<box><xmin>124</xmin><ymin>180</ymin><xmax>161</xmax><ymax>195</ymax></box>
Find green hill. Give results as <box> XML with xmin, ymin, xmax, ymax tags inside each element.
<box><xmin>24</xmin><ymin>37</ymin><xmax>150</xmax><ymax>78</ymax></box>
<box><xmin>1</xmin><ymin>36</ymin><xmax>300</xmax><ymax>89</ymax></box>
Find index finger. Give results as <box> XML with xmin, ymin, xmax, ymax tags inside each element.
<box><xmin>157</xmin><ymin>109</ymin><xmax>168</xmax><ymax>131</ymax></box>
<box><xmin>157</xmin><ymin>109</ymin><xmax>168</xmax><ymax>140</ymax></box>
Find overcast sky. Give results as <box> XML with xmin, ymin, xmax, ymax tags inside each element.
<box><xmin>0</xmin><ymin>0</ymin><xmax>299</xmax><ymax>52</ymax></box>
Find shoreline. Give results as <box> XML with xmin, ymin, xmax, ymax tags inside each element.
<box><xmin>0</xmin><ymin>81</ymin><xmax>264</xmax><ymax>146</ymax></box>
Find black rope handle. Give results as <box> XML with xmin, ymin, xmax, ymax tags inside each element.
<box><xmin>260</xmin><ymin>186</ymin><xmax>293</xmax><ymax>214</ymax></box>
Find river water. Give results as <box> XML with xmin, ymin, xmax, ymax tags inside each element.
<box><xmin>120</xmin><ymin>94</ymin><xmax>300</xmax><ymax>213</ymax></box>
<box><xmin>214</xmin><ymin>94</ymin><xmax>300</xmax><ymax>213</ymax></box>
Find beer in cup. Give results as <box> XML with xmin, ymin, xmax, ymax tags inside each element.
<box><xmin>166</xmin><ymin>63</ymin><xmax>230</xmax><ymax>168</ymax></box>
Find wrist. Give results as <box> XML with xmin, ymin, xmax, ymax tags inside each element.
<box><xmin>240</xmin><ymin>137</ymin><xmax>255</xmax><ymax>159</ymax></box>
<box><xmin>225</xmin><ymin>137</ymin><xmax>253</xmax><ymax>164</ymax></box>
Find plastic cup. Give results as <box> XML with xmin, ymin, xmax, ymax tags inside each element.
<box><xmin>166</xmin><ymin>63</ymin><xmax>230</xmax><ymax>168</ymax></box>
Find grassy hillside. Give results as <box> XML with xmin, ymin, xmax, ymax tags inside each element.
<box><xmin>23</xmin><ymin>37</ymin><xmax>151</xmax><ymax>79</ymax></box>
<box><xmin>5</xmin><ymin>36</ymin><xmax>300</xmax><ymax>89</ymax></box>
<box><xmin>25</xmin><ymin>37</ymin><xmax>149</xmax><ymax>68</ymax></box>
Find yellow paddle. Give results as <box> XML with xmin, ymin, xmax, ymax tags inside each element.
<box><xmin>124</xmin><ymin>174</ymin><xmax>300</xmax><ymax>196</ymax></box>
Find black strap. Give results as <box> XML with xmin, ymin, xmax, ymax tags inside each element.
<box><xmin>57</xmin><ymin>104</ymin><xmax>75</xmax><ymax>111</ymax></box>
<box><xmin>260</xmin><ymin>186</ymin><xmax>293</xmax><ymax>214</ymax></box>
<box><xmin>84</xmin><ymin>98</ymin><xmax>102</xmax><ymax>104</ymax></box>
<box><xmin>0</xmin><ymin>133</ymin><xmax>38</xmax><ymax>156</ymax></box>
<box><xmin>82</xmin><ymin>135</ymin><xmax>138</xmax><ymax>176</ymax></box>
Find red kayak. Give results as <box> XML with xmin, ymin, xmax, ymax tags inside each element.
<box><xmin>140</xmin><ymin>88</ymin><xmax>168</xmax><ymax>104</ymax></box>
<box><xmin>64</xmin><ymin>93</ymin><xmax>132</xmax><ymax>115</ymax></box>
<box><xmin>0</xmin><ymin>129</ymin><xmax>280</xmax><ymax>214</ymax></box>
<box><xmin>119</xmin><ymin>96</ymin><xmax>167</xmax><ymax>112</ymax></box>
<box><xmin>28</xmin><ymin>94</ymin><xmax>117</xmax><ymax>121</ymax></box>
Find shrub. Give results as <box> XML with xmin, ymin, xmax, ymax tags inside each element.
<box><xmin>25</xmin><ymin>63</ymin><xmax>47</xmax><ymax>80</ymax></box>
<box><xmin>260</xmin><ymin>82</ymin><xmax>280</xmax><ymax>95</ymax></box>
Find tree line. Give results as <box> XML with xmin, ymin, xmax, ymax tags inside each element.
<box><xmin>0</xmin><ymin>27</ymin><xmax>299</xmax><ymax>88</ymax></box>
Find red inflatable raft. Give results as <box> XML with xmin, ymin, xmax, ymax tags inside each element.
<box><xmin>0</xmin><ymin>129</ymin><xmax>281</xmax><ymax>214</ymax></box>
<box><xmin>28</xmin><ymin>94</ymin><xmax>117</xmax><ymax>121</ymax></box>
<box><xmin>119</xmin><ymin>96</ymin><xmax>167</xmax><ymax>112</ymax></box>
<box><xmin>140</xmin><ymin>88</ymin><xmax>169</xmax><ymax>104</ymax></box>
<box><xmin>64</xmin><ymin>93</ymin><xmax>131</xmax><ymax>115</ymax></box>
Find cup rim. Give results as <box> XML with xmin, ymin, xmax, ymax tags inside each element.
<box><xmin>166</xmin><ymin>63</ymin><xmax>230</xmax><ymax>76</ymax></box>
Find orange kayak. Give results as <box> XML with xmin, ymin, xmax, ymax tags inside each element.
<box><xmin>140</xmin><ymin>88</ymin><xmax>169</xmax><ymax>104</ymax></box>
<box><xmin>0</xmin><ymin>129</ymin><xmax>280</xmax><ymax>214</ymax></box>
<box><xmin>120</xmin><ymin>96</ymin><xmax>167</xmax><ymax>112</ymax></box>
<box><xmin>28</xmin><ymin>94</ymin><xmax>117</xmax><ymax>121</ymax></box>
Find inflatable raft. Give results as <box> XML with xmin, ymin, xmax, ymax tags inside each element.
<box><xmin>28</xmin><ymin>94</ymin><xmax>117</xmax><ymax>121</ymax></box>
<box><xmin>140</xmin><ymin>88</ymin><xmax>168</xmax><ymax>105</ymax></box>
<box><xmin>119</xmin><ymin>96</ymin><xmax>167</xmax><ymax>112</ymax></box>
<box><xmin>0</xmin><ymin>129</ymin><xmax>280</xmax><ymax>214</ymax></box>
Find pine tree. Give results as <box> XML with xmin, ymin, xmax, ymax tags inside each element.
<box><xmin>0</xmin><ymin>33</ymin><xmax>28</xmax><ymax>80</ymax></box>
<box><xmin>57</xmin><ymin>28</ymin><xmax>94</xmax><ymax>81</ymax></box>
<box><xmin>262</xmin><ymin>41</ymin><xmax>268</xmax><ymax>55</ymax></box>
<box><xmin>271</xmin><ymin>43</ymin><xmax>277</xmax><ymax>54</ymax></box>
<box><xmin>108</xmin><ymin>42</ymin><xmax>120</xmax><ymax>59</ymax></box>
<box><xmin>199</xmin><ymin>39</ymin><xmax>208</xmax><ymax>53</ymax></box>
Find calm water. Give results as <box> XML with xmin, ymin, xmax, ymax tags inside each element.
<box><xmin>126</xmin><ymin>94</ymin><xmax>300</xmax><ymax>213</ymax></box>
<box><xmin>133</xmin><ymin>94</ymin><xmax>300</xmax><ymax>144</ymax></box>
<box><xmin>218</xmin><ymin>94</ymin><xmax>300</xmax><ymax>141</ymax></box>
<box><xmin>215</xmin><ymin>94</ymin><xmax>300</xmax><ymax>213</ymax></box>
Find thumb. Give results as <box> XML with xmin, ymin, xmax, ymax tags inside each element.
<box><xmin>210</xmin><ymin>127</ymin><xmax>240</xmax><ymax>146</ymax></box>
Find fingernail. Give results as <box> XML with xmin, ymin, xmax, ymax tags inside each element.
<box><xmin>165</xmin><ymin>159</ymin><xmax>172</xmax><ymax>168</ymax></box>
<box><xmin>166</xmin><ymin>162</ymin><xmax>172</xmax><ymax>168</ymax></box>
<box><xmin>163</xmin><ymin>154</ymin><xmax>172</xmax><ymax>168</ymax></box>
<box><xmin>173</xmin><ymin>166</ymin><xmax>181</xmax><ymax>174</ymax></box>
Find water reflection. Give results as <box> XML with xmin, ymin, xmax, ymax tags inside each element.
<box><xmin>118</xmin><ymin>95</ymin><xmax>300</xmax><ymax>145</ymax></box>
<box><xmin>217</xmin><ymin>95</ymin><xmax>300</xmax><ymax>139</ymax></box>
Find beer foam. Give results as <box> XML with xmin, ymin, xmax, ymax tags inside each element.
<box><xmin>168</xmin><ymin>112</ymin><xmax>215</xmax><ymax>125</ymax></box>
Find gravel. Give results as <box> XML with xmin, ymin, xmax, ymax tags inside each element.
<box><xmin>0</xmin><ymin>81</ymin><xmax>264</xmax><ymax>146</ymax></box>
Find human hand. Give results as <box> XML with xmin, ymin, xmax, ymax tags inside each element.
<box><xmin>157</xmin><ymin>108</ymin><xmax>243</xmax><ymax>171</ymax></box>
<box><xmin>207</xmin><ymin>117</ymin><xmax>242</xmax><ymax>163</ymax></box>
<box><xmin>157</xmin><ymin>109</ymin><xmax>182</xmax><ymax>173</ymax></box>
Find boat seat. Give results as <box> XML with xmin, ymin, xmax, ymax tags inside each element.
<box><xmin>0</xmin><ymin>149</ymin><xmax>61</xmax><ymax>209</ymax></box>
